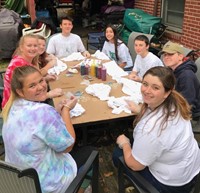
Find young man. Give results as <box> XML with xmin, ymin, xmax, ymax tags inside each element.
<box><xmin>159</xmin><ymin>41</ymin><xmax>200</xmax><ymax>121</ymax></box>
<box><xmin>128</xmin><ymin>35</ymin><xmax>163</xmax><ymax>82</ymax></box>
<box><xmin>46</xmin><ymin>16</ymin><xmax>90</xmax><ymax>59</ymax></box>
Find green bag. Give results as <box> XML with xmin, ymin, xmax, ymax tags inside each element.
<box><xmin>123</xmin><ymin>9</ymin><xmax>161</xmax><ymax>35</ymax></box>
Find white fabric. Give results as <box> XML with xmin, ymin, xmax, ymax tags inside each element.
<box><xmin>85</xmin><ymin>83</ymin><xmax>111</xmax><ymax>100</ymax></box>
<box><xmin>102</xmin><ymin>61</ymin><xmax>128</xmax><ymax>79</ymax></box>
<box><xmin>62</xmin><ymin>52</ymin><xmax>86</xmax><ymax>61</ymax></box>
<box><xmin>107</xmin><ymin>96</ymin><xmax>138</xmax><ymax>114</ymax></box>
<box><xmin>102</xmin><ymin>40</ymin><xmax>133</xmax><ymax>69</ymax></box>
<box><xmin>132</xmin><ymin>52</ymin><xmax>163</xmax><ymax>78</ymax></box>
<box><xmin>117</xmin><ymin>78</ymin><xmax>143</xmax><ymax>103</ymax></box>
<box><xmin>68</xmin><ymin>103</ymin><xmax>85</xmax><ymax>117</ymax></box>
<box><xmin>132</xmin><ymin>107</ymin><xmax>200</xmax><ymax>186</ymax></box>
<box><xmin>92</xmin><ymin>50</ymin><xmax>110</xmax><ymax>60</ymax></box>
<box><xmin>46</xmin><ymin>33</ymin><xmax>86</xmax><ymax>58</ymax></box>
<box><xmin>47</xmin><ymin>58</ymin><xmax>67</xmax><ymax>75</ymax></box>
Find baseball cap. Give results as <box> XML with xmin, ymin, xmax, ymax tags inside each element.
<box><xmin>158</xmin><ymin>41</ymin><xmax>184</xmax><ymax>56</ymax></box>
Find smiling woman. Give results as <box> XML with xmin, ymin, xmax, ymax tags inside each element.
<box><xmin>113</xmin><ymin>66</ymin><xmax>200</xmax><ymax>193</ymax></box>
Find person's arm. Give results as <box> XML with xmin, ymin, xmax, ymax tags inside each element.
<box><xmin>59</xmin><ymin>97</ymin><xmax>77</xmax><ymax>153</ymax></box>
<box><xmin>117</xmin><ymin>134</ymin><xmax>145</xmax><ymax>171</ymax></box>
<box><xmin>118</xmin><ymin>62</ymin><xmax>127</xmax><ymax>69</ymax></box>
<box><xmin>82</xmin><ymin>50</ymin><xmax>91</xmax><ymax>57</ymax></box>
<box><xmin>126</xmin><ymin>100</ymin><xmax>142</xmax><ymax>114</ymax></box>
<box><xmin>46</xmin><ymin>88</ymin><xmax>64</xmax><ymax>99</ymax></box>
<box><xmin>40</xmin><ymin>59</ymin><xmax>56</xmax><ymax>76</ymax></box>
<box><xmin>128</xmin><ymin>70</ymin><xmax>142</xmax><ymax>82</ymax></box>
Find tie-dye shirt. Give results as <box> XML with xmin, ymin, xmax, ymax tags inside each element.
<box><xmin>2</xmin><ymin>99</ymin><xmax>77</xmax><ymax>193</ymax></box>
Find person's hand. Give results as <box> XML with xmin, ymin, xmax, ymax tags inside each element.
<box><xmin>46</xmin><ymin>54</ymin><xmax>56</xmax><ymax>62</ymax></box>
<box><xmin>82</xmin><ymin>51</ymin><xmax>91</xmax><ymax>58</ymax></box>
<box><xmin>126</xmin><ymin>100</ymin><xmax>142</xmax><ymax>114</ymax></box>
<box><xmin>128</xmin><ymin>74</ymin><xmax>141</xmax><ymax>82</ymax></box>
<box><xmin>47</xmin><ymin>88</ymin><xmax>63</xmax><ymax>99</ymax></box>
<box><xmin>117</xmin><ymin>134</ymin><xmax>131</xmax><ymax>149</ymax></box>
<box><xmin>63</xmin><ymin>96</ymin><xmax>78</xmax><ymax>111</ymax></box>
<box><xmin>46</xmin><ymin>58</ymin><xmax>57</xmax><ymax>69</ymax></box>
<box><xmin>45</xmin><ymin>74</ymin><xmax>57</xmax><ymax>82</ymax></box>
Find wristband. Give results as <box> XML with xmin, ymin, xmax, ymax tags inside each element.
<box><xmin>64</xmin><ymin>104</ymin><xmax>71</xmax><ymax>110</ymax></box>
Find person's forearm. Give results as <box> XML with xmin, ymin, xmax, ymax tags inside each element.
<box><xmin>122</xmin><ymin>144</ymin><xmax>145</xmax><ymax>171</ymax></box>
<box><xmin>61</xmin><ymin>108</ymin><xmax>76</xmax><ymax>140</ymax></box>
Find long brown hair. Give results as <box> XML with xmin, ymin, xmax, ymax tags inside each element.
<box><xmin>37</xmin><ymin>35</ymin><xmax>49</xmax><ymax>68</ymax></box>
<box><xmin>133</xmin><ymin>66</ymin><xmax>191</xmax><ymax>133</ymax></box>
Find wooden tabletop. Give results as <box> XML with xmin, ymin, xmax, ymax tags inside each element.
<box><xmin>49</xmin><ymin>60</ymin><xmax>134</xmax><ymax>126</ymax></box>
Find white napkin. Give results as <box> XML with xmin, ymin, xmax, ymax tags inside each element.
<box><xmin>117</xmin><ymin>77</ymin><xmax>143</xmax><ymax>103</ymax></box>
<box><xmin>102</xmin><ymin>61</ymin><xmax>128</xmax><ymax>78</ymax></box>
<box><xmin>91</xmin><ymin>50</ymin><xmax>110</xmax><ymax>60</ymax></box>
<box><xmin>107</xmin><ymin>96</ymin><xmax>140</xmax><ymax>114</ymax></box>
<box><xmin>62</xmin><ymin>52</ymin><xmax>86</xmax><ymax>61</ymax></box>
<box><xmin>69</xmin><ymin>103</ymin><xmax>85</xmax><ymax>118</ymax></box>
<box><xmin>85</xmin><ymin>83</ymin><xmax>111</xmax><ymax>101</ymax></box>
<box><xmin>48</xmin><ymin>58</ymin><xmax>67</xmax><ymax>75</ymax></box>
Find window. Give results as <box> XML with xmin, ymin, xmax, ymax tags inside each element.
<box><xmin>161</xmin><ymin>0</ymin><xmax>185</xmax><ymax>33</ymax></box>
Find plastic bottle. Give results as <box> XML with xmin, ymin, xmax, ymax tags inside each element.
<box><xmin>101</xmin><ymin>67</ymin><xmax>106</xmax><ymax>81</ymax></box>
<box><xmin>80</xmin><ymin>63</ymin><xmax>85</xmax><ymax>76</ymax></box>
<box><xmin>90</xmin><ymin>60</ymin><xmax>96</xmax><ymax>76</ymax></box>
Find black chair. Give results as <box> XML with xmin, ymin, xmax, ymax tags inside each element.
<box><xmin>118</xmin><ymin>156</ymin><xmax>200</xmax><ymax>193</ymax></box>
<box><xmin>87</xmin><ymin>32</ymin><xmax>106</xmax><ymax>51</ymax></box>
<box><xmin>0</xmin><ymin>150</ymin><xmax>99</xmax><ymax>193</ymax></box>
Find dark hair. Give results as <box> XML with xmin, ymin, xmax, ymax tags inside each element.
<box><xmin>134</xmin><ymin>66</ymin><xmax>191</xmax><ymax>134</ymax></box>
<box><xmin>105</xmin><ymin>24</ymin><xmax>122</xmax><ymax>61</ymax></box>
<box><xmin>134</xmin><ymin>35</ymin><xmax>150</xmax><ymax>46</ymax></box>
<box><xmin>59</xmin><ymin>16</ymin><xmax>73</xmax><ymax>25</ymax></box>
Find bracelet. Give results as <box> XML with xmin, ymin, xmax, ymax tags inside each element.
<box><xmin>64</xmin><ymin>104</ymin><xmax>71</xmax><ymax>110</ymax></box>
<box><xmin>119</xmin><ymin>141</ymin><xmax>131</xmax><ymax>149</ymax></box>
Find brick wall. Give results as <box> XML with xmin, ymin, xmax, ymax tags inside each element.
<box><xmin>134</xmin><ymin>0</ymin><xmax>200</xmax><ymax>51</ymax></box>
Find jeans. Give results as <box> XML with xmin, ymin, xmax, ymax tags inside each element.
<box><xmin>112</xmin><ymin>146</ymin><xmax>197</xmax><ymax>193</ymax></box>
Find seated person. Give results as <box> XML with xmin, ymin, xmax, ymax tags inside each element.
<box><xmin>2</xmin><ymin>34</ymin><xmax>63</xmax><ymax>108</ymax></box>
<box><xmin>128</xmin><ymin>35</ymin><xmax>163</xmax><ymax>82</ymax></box>
<box><xmin>37</xmin><ymin>34</ymin><xmax>57</xmax><ymax>76</ymax></box>
<box><xmin>113</xmin><ymin>66</ymin><xmax>200</xmax><ymax>193</ymax></box>
<box><xmin>2</xmin><ymin>65</ymin><xmax>94</xmax><ymax>193</ymax></box>
<box><xmin>159</xmin><ymin>41</ymin><xmax>200</xmax><ymax>121</ymax></box>
<box><xmin>46</xmin><ymin>16</ymin><xmax>90</xmax><ymax>59</ymax></box>
<box><xmin>102</xmin><ymin>24</ymin><xmax>133</xmax><ymax>71</ymax></box>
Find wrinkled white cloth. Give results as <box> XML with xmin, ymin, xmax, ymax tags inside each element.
<box><xmin>69</xmin><ymin>103</ymin><xmax>85</xmax><ymax>117</ymax></box>
<box><xmin>48</xmin><ymin>58</ymin><xmax>67</xmax><ymax>75</ymax></box>
<box><xmin>107</xmin><ymin>96</ymin><xmax>139</xmax><ymax>114</ymax></box>
<box><xmin>117</xmin><ymin>77</ymin><xmax>143</xmax><ymax>103</ymax></box>
<box><xmin>91</xmin><ymin>50</ymin><xmax>110</xmax><ymax>60</ymax></box>
<box><xmin>102</xmin><ymin>61</ymin><xmax>128</xmax><ymax>79</ymax></box>
<box><xmin>85</xmin><ymin>83</ymin><xmax>111</xmax><ymax>100</ymax></box>
<box><xmin>62</xmin><ymin>52</ymin><xmax>86</xmax><ymax>61</ymax></box>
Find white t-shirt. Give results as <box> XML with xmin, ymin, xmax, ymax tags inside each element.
<box><xmin>46</xmin><ymin>33</ymin><xmax>86</xmax><ymax>58</ymax></box>
<box><xmin>132</xmin><ymin>52</ymin><xmax>163</xmax><ymax>78</ymax></box>
<box><xmin>132</xmin><ymin>107</ymin><xmax>200</xmax><ymax>186</ymax></box>
<box><xmin>102</xmin><ymin>40</ymin><xmax>133</xmax><ymax>69</ymax></box>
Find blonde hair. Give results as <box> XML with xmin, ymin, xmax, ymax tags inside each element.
<box><xmin>2</xmin><ymin>66</ymin><xmax>41</xmax><ymax>121</ymax></box>
<box><xmin>12</xmin><ymin>34</ymin><xmax>39</xmax><ymax>67</ymax></box>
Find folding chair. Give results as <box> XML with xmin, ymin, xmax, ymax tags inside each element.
<box><xmin>0</xmin><ymin>150</ymin><xmax>99</xmax><ymax>193</ymax></box>
<box><xmin>127</xmin><ymin>31</ymin><xmax>154</xmax><ymax>64</ymax></box>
